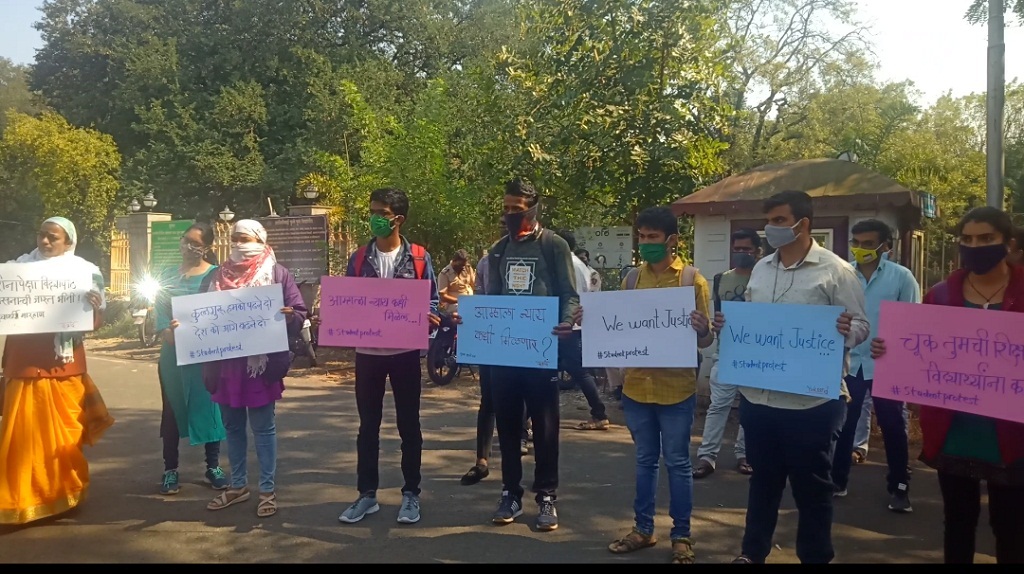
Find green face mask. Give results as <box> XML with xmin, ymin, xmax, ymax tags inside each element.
<box><xmin>369</xmin><ymin>214</ymin><xmax>395</xmax><ymax>238</ymax></box>
<box><xmin>638</xmin><ymin>242</ymin><xmax>669</xmax><ymax>264</ymax></box>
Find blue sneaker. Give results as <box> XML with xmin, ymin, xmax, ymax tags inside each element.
<box><xmin>338</xmin><ymin>493</ymin><xmax>380</xmax><ymax>524</ymax></box>
<box><xmin>205</xmin><ymin>467</ymin><xmax>229</xmax><ymax>490</ymax></box>
<box><xmin>397</xmin><ymin>492</ymin><xmax>421</xmax><ymax>524</ymax></box>
<box><xmin>161</xmin><ymin>470</ymin><xmax>180</xmax><ymax>495</ymax></box>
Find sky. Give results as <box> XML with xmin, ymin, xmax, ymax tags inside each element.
<box><xmin>1</xmin><ymin>0</ymin><xmax>1023</xmax><ymax>106</ymax></box>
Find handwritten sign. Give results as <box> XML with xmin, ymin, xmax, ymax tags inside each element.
<box><xmin>457</xmin><ymin>295</ymin><xmax>559</xmax><ymax>369</ymax></box>
<box><xmin>874</xmin><ymin>301</ymin><xmax>1024</xmax><ymax>424</ymax></box>
<box><xmin>717</xmin><ymin>301</ymin><xmax>845</xmax><ymax>399</ymax></box>
<box><xmin>317</xmin><ymin>276</ymin><xmax>431</xmax><ymax>349</ymax></box>
<box><xmin>580</xmin><ymin>287</ymin><xmax>698</xmax><ymax>368</ymax></box>
<box><xmin>0</xmin><ymin>262</ymin><xmax>94</xmax><ymax>335</ymax></box>
<box><xmin>171</xmin><ymin>284</ymin><xmax>288</xmax><ymax>366</ymax></box>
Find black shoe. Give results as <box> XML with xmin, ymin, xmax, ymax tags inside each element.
<box><xmin>536</xmin><ymin>496</ymin><xmax>558</xmax><ymax>531</ymax></box>
<box><xmin>492</xmin><ymin>490</ymin><xmax>523</xmax><ymax>525</ymax></box>
<box><xmin>888</xmin><ymin>483</ymin><xmax>913</xmax><ymax>513</ymax></box>
<box><xmin>460</xmin><ymin>464</ymin><xmax>489</xmax><ymax>486</ymax></box>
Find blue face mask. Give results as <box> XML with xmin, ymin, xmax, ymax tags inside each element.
<box><xmin>764</xmin><ymin>219</ymin><xmax>803</xmax><ymax>249</ymax></box>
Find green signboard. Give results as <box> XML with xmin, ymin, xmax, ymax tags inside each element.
<box><xmin>149</xmin><ymin>220</ymin><xmax>194</xmax><ymax>274</ymax></box>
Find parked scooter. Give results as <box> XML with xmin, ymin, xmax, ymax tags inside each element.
<box><xmin>131</xmin><ymin>274</ymin><xmax>161</xmax><ymax>348</ymax></box>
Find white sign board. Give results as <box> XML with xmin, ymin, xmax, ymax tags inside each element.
<box><xmin>172</xmin><ymin>284</ymin><xmax>289</xmax><ymax>366</ymax></box>
<box><xmin>0</xmin><ymin>262</ymin><xmax>94</xmax><ymax>335</ymax></box>
<box><xmin>576</xmin><ymin>226</ymin><xmax>633</xmax><ymax>269</ymax></box>
<box><xmin>581</xmin><ymin>287</ymin><xmax>699</xmax><ymax>368</ymax></box>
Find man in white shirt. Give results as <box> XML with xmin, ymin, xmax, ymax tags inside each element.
<box><xmin>554</xmin><ymin>229</ymin><xmax>608</xmax><ymax>430</ymax></box>
<box><xmin>712</xmin><ymin>190</ymin><xmax>869</xmax><ymax>564</ymax></box>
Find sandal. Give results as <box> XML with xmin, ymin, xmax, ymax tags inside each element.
<box><xmin>608</xmin><ymin>528</ymin><xmax>658</xmax><ymax>554</ymax></box>
<box><xmin>207</xmin><ymin>487</ymin><xmax>250</xmax><ymax>511</ymax></box>
<box><xmin>671</xmin><ymin>538</ymin><xmax>696</xmax><ymax>564</ymax></box>
<box><xmin>257</xmin><ymin>492</ymin><xmax>277</xmax><ymax>517</ymax></box>
<box><xmin>460</xmin><ymin>464</ymin><xmax>490</xmax><ymax>486</ymax></box>
<box><xmin>852</xmin><ymin>449</ymin><xmax>866</xmax><ymax>464</ymax></box>
<box><xmin>731</xmin><ymin>555</ymin><xmax>754</xmax><ymax>564</ymax></box>
<box><xmin>736</xmin><ymin>458</ymin><xmax>753</xmax><ymax>475</ymax></box>
<box><xmin>574</xmin><ymin>419</ymin><xmax>610</xmax><ymax>431</ymax></box>
<box><xmin>692</xmin><ymin>459</ymin><xmax>715</xmax><ymax>479</ymax></box>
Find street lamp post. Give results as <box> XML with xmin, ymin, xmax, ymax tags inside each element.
<box><xmin>303</xmin><ymin>184</ymin><xmax>320</xmax><ymax>203</ymax></box>
<box><xmin>141</xmin><ymin>191</ymin><xmax>158</xmax><ymax>212</ymax></box>
<box><xmin>128</xmin><ymin>198</ymin><xmax>141</xmax><ymax>213</ymax></box>
<box><xmin>986</xmin><ymin>0</ymin><xmax>1006</xmax><ymax>208</ymax></box>
<box><xmin>219</xmin><ymin>206</ymin><xmax>235</xmax><ymax>223</ymax></box>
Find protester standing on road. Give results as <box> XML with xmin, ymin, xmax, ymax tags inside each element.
<box><xmin>154</xmin><ymin>222</ymin><xmax>228</xmax><ymax>496</ymax></box>
<box><xmin>200</xmin><ymin>219</ymin><xmax>307</xmax><ymax>518</ymax></box>
<box><xmin>476</xmin><ymin>178</ymin><xmax>579</xmax><ymax>531</ymax></box>
<box><xmin>871</xmin><ymin>206</ymin><xmax>1024</xmax><ymax>564</ymax></box>
<box><xmin>0</xmin><ymin>217</ymin><xmax>114</xmax><ymax>524</ymax></box>
<box><xmin>577</xmin><ymin>207</ymin><xmax>713</xmax><ymax>564</ymax></box>
<box><xmin>713</xmin><ymin>190</ymin><xmax>869</xmax><ymax>564</ymax></box>
<box><xmin>338</xmin><ymin>188</ymin><xmax>440</xmax><ymax>525</ymax></box>
<box><xmin>693</xmin><ymin>228</ymin><xmax>761</xmax><ymax>480</ymax></box>
<box><xmin>830</xmin><ymin>219</ymin><xmax>920</xmax><ymax>512</ymax></box>
<box><xmin>553</xmin><ymin>229</ymin><xmax>609</xmax><ymax>432</ymax></box>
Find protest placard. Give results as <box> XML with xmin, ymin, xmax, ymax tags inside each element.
<box><xmin>317</xmin><ymin>276</ymin><xmax>432</xmax><ymax>349</ymax></box>
<box><xmin>717</xmin><ymin>301</ymin><xmax>845</xmax><ymax>399</ymax></box>
<box><xmin>0</xmin><ymin>262</ymin><xmax>94</xmax><ymax>335</ymax></box>
<box><xmin>171</xmin><ymin>284</ymin><xmax>288</xmax><ymax>366</ymax></box>
<box><xmin>457</xmin><ymin>295</ymin><xmax>559</xmax><ymax>369</ymax></box>
<box><xmin>580</xmin><ymin>287</ymin><xmax>698</xmax><ymax>368</ymax></box>
<box><xmin>874</xmin><ymin>301</ymin><xmax>1024</xmax><ymax>424</ymax></box>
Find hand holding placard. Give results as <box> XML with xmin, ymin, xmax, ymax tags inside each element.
<box><xmin>580</xmin><ymin>288</ymin><xmax>699</xmax><ymax>368</ymax></box>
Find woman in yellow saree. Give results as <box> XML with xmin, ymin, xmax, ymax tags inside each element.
<box><xmin>0</xmin><ymin>216</ymin><xmax>114</xmax><ymax>524</ymax></box>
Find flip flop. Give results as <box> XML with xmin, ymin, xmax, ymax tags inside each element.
<box><xmin>737</xmin><ymin>458</ymin><xmax>753</xmax><ymax>475</ymax></box>
<box><xmin>692</xmin><ymin>459</ymin><xmax>715</xmax><ymax>479</ymax></box>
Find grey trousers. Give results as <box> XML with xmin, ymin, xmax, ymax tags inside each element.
<box><xmin>696</xmin><ymin>363</ymin><xmax>745</xmax><ymax>466</ymax></box>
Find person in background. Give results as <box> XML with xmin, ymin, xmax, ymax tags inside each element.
<box><xmin>554</xmin><ymin>229</ymin><xmax>609</xmax><ymax>432</ymax></box>
<box><xmin>155</xmin><ymin>222</ymin><xmax>228</xmax><ymax>496</ymax></box>
<box><xmin>871</xmin><ymin>206</ymin><xmax>1024</xmax><ymax>564</ymax></box>
<box><xmin>713</xmin><ymin>190</ymin><xmax>869</xmax><ymax>564</ymax></box>
<box><xmin>0</xmin><ymin>217</ymin><xmax>114</xmax><ymax>525</ymax></box>
<box><xmin>1007</xmin><ymin>225</ymin><xmax>1024</xmax><ymax>266</ymax></box>
<box><xmin>693</xmin><ymin>228</ymin><xmax>760</xmax><ymax>480</ymax></box>
<box><xmin>581</xmin><ymin>206</ymin><xmax>713</xmax><ymax>564</ymax></box>
<box><xmin>437</xmin><ymin>249</ymin><xmax>475</xmax><ymax>316</ymax></box>
<box><xmin>574</xmin><ymin>248</ymin><xmax>602</xmax><ymax>292</ymax></box>
<box><xmin>200</xmin><ymin>219</ymin><xmax>307</xmax><ymax>519</ymax></box>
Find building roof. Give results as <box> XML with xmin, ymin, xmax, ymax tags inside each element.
<box><xmin>672</xmin><ymin>158</ymin><xmax>923</xmax><ymax>216</ymax></box>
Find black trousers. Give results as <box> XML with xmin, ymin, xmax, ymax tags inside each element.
<box><xmin>160</xmin><ymin>389</ymin><xmax>220</xmax><ymax>471</ymax></box>
<box><xmin>354</xmin><ymin>351</ymin><xmax>423</xmax><ymax>496</ymax></box>
<box><xmin>740</xmin><ymin>396</ymin><xmax>846</xmax><ymax>564</ymax></box>
<box><xmin>938</xmin><ymin>472</ymin><xmax>1024</xmax><ymax>563</ymax></box>
<box><xmin>491</xmin><ymin>366</ymin><xmax>559</xmax><ymax>502</ymax></box>
<box><xmin>558</xmin><ymin>330</ymin><xmax>607</xmax><ymax>421</ymax></box>
<box><xmin>832</xmin><ymin>369</ymin><xmax>910</xmax><ymax>493</ymax></box>
<box><xmin>476</xmin><ymin>365</ymin><xmax>530</xmax><ymax>461</ymax></box>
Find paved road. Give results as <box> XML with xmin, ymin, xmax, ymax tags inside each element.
<box><xmin>0</xmin><ymin>348</ymin><xmax>997</xmax><ymax>563</ymax></box>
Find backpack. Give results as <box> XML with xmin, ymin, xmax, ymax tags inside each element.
<box><xmin>352</xmin><ymin>242</ymin><xmax>427</xmax><ymax>279</ymax></box>
<box><xmin>623</xmin><ymin>263</ymin><xmax>703</xmax><ymax>372</ymax></box>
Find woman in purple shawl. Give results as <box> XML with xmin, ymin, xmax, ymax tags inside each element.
<box><xmin>200</xmin><ymin>219</ymin><xmax>307</xmax><ymax>518</ymax></box>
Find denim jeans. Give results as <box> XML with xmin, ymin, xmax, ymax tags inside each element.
<box><xmin>696</xmin><ymin>363</ymin><xmax>746</xmax><ymax>465</ymax></box>
<box><xmin>622</xmin><ymin>394</ymin><xmax>696</xmax><ymax>541</ymax></box>
<box><xmin>854</xmin><ymin>386</ymin><xmax>910</xmax><ymax>456</ymax></box>
<box><xmin>221</xmin><ymin>402</ymin><xmax>277</xmax><ymax>494</ymax></box>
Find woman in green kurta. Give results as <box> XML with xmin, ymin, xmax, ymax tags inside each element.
<box><xmin>155</xmin><ymin>222</ymin><xmax>228</xmax><ymax>495</ymax></box>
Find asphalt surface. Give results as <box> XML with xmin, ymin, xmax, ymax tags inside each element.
<box><xmin>0</xmin><ymin>337</ymin><xmax>998</xmax><ymax>563</ymax></box>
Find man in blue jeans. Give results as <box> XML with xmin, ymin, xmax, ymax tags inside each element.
<box><xmin>831</xmin><ymin>219</ymin><xmax>920</xmax><ymax>512</ymax></box>
<box><xmin>577</xmin><ymin>207</ymin><xmax>715</xmax><ymax>563</ymax></box>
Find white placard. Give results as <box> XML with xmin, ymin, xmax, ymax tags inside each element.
<box><xmin>171</xmin><ymin>284</ymin><xmax>289</xmax><ymax>366</ymax></box>
<box><xmin>581</xmin><ymin>287</ymin><xmax>699</xmax><ymax>368</ymax></box>
<box><xmin>0</xmin><ymin>262</ymin><xmax>94</xmax><ymax>335</ymax></box>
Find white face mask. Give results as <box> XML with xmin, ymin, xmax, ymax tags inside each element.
<box><xmin>230</xmin><ymin>241</ymin><xmax>265</xmax><ymax>262</ymax></box>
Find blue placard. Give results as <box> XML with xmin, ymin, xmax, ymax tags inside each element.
<box><xmin>457</xmin><ymin>295</ymin><xmax>559</xmax><ymax>369</ymax></box>
<box><xmin>717</xmin><ymin>301</ymin><xmax>845</xmax><ymax>399</ymax></box>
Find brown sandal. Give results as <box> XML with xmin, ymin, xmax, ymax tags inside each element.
<box><xmin>608</xmin><ymin>529</ymin><xmax>658</xmax><ymax>554</ymax></box>
<box><xmin>257</xmin><ymin>492</ymin><xmax>277</xmax><ymax>517</ymax></box>
<box><xmin>207</xmin><ymin>487</ymin><xmax>250</xmax><ymax>511</ymax></box>
<box><xmin>736</xmin><ymin>458</ymin><xmax>753</xmax><ymax>475</ymax></box>
<box><xmin>692</xmin><ymin>459</ymin><xmax>715</xmax><ymax>479</ymax></box>
<box><xmin>574</xmin><ymin>419</ymin><xmax>610</xmax><ymax>431</ymax></box>
<box><xmin>671</xmin><ymin>538</ymin><xmax>696</xmax><ymax>564</ymax></box>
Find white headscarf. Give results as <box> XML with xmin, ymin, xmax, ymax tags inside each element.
<box><xmin>8</xmin><ymin>216</ymin><xmax>106</xmax><ymax>363</ymax></box>
<box><xmin>216</xmin><ymin>219</ymin><xmax>276</xmax><ymax>377</ymax></box>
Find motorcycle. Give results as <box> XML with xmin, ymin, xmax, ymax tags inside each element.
<box><xmin>289</xmin><ymin>311</ymin><xmax>318</xmax><ymax>367</ymax></box>
<box><xmin>426</xmin><ymin>313</ymin><xmax>460</xmax><ymax>385</ymax></box>
<box><xmin>131</xmin><ymin>274</ymin><xmax>162</xmax><ymax>348</ymax></box>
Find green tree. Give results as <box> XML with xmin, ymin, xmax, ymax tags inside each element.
<box><xmin>966</xmin><ymin>0</ymin><xmax>1024</xmax><ymax>24</ymax></box>
<box><xmin>0</xmin><ymin>57</ymin><xmax>40</xmax><ymax>135</ymax></box>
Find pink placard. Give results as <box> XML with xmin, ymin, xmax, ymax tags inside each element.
<box><xmin>318</xmin><ymin>276</ymin><xmax>432</xmax><ymax>349</ymax></box>
<box><xmin>874</xmin><ymin>300</ymin><xmax>1024</xmax><ymax>424</ymax></box>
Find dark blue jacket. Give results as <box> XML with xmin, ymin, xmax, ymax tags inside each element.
<box><xmin>345</xmin><ymin>237</ymin><xmax>441</xmax><ymax>317</ymax></box>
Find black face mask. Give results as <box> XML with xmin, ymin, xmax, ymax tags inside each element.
<box><xmin>502</xmin><ymin>205</ymin><xmax>538</xmax><ymax>238</ymax></box>
<box><xmin>731</xmin><ymin>252</ymin><xmax>756</xmax><ymax>269</ymax></box>
<box><xmin>960</xmin><ymin>243</ymin><xmax>1008</xmax><ymax>275</ymax></box>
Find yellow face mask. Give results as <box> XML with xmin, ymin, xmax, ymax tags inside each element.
<box><xmin>851</xmin><ymin>246</ymin><xmax>881</xmax><ymax>265</ymax></box>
